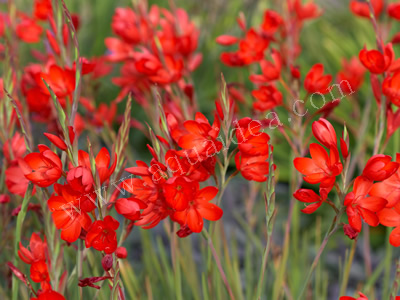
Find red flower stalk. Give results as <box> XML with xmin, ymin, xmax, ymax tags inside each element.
<box><xmin>350</xmin><ymin>0</ymin><xmax>383</xmax><ymax>18</ymax></box>
<box><xmin>362</xmin><ymin>154</ymin><xmax>399</xmax><ymax>182</ymax></box>
<box><xmin>304</xmin><ymin>63</ymin><xmax>332</xmax><ymax>94</ymax></box>
<box><xmin>359</xmin><ymin>44</ymin><xmax>394</xmax><ymax>74</ymax></box>
<box><xmin>293</xmin><ymin>187</ymin><xmax>330</xmax><ymax>214</ymax></box>
<box><xmin>251</xmin><ymin>85</ymin><xmax>283</xmax><ymax>112</ymax></box>
<box><xmin>294</xmin><ymin>144</ymin><xmax>343</xmax><ymax>188</ymax></box>
<box><xmin>47</xmin><ymin>184</ymin><xmax>93</xmax><ymax>243</ymax></box>
<box><xmin>344</xmin><ymin>176</ymin><xmax>387</xmax><ymax>232</ymax></box>
<box><xmin>312</xmin><ymin>118</ymin><xmax>337</xmax><ymax>149</ymax></box>
<box><xmin>20</xmin><ymin>145</ymin><xmax>62</xmax><ymax>187</ymax></box>
<box><xmin>383</xmin><ymin>70</ymin><xmax>400</xmax><ymax>107</ymax></box>
<box><xmin>85</xmin><ymin>216</ymin><xmax>119</xmax><ymax>254</ymax></box>
<box><xmin>172</xmin><ymin>185</ymin><xmax>222</xmax><ymax>234</ymax></box>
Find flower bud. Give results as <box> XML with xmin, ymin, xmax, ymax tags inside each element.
<box><xmin>115</xmin><ymin>247</ymin><xmax>127</xmax><ymax>259</ymax></box>
<box><xmin>102</xmin><ymin>254</ymin><xmax>113</xmax><ymax>271</ymax></box>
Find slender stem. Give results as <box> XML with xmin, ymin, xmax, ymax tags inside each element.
<box><xmin>339</xmin><ymin>240</ymin><xmax>357</xmax><ymax>296</ymax></box>
<box><xmin>390</xmin><ymin>259</ymin><xmax>400</xmax><ymax>300</ymax></box>
<box><xmin>202</xmin><ymin>229</ymin><xmax>236</xmax><ymax>300</ymax></box>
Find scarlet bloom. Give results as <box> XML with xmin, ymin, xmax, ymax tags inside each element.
<box><xmin>304</xmin><ymin>63</ymin><xmax>332</xmax><ymax>94</ymax></box>
<box><xmin>235</xmin><ymin>118</ymin><xmax>270</xmax><ymax>156</ymax></box>
<box><xmin>20</xmin><ymin>145</ymin><xmax>62</xmax><ymax>187</ymax></box>
<box><xmin>340</xmin><ymin>292</ymin><xmax>368</xmax><ymax>300</ymax></box>
<box><xmin>251</xmin><ymin>85</ymin><xmax>283</xmax><ymax>112</ymax></box>
<box><xmin>362</xmin><ymin>154</ymin><xmax>399</xmax><ymax>182</ymax></box>
<box><xmin>370</xmin><ymin>154</ymin><xmax>400</xmax><ymax>208</ymax></box>
<box><xmin>350</xmin><ymin>0</ymin><xmax>383</xmax><ymax>18</ymax></box>
<box><xmin>77</xmin><ymin>148</ymin><xmax>117</xmax><ymax>184</ymax></box>
<box><xmin>18</xmin><ymin>233</ymin><xmax>49</xmax><ymax>284</ymax></box>
<box><xmin>116</xmin><ymin>246</ymin><xmax>128</xmax><ymax>259</ymax></box>
<box><xmin>220</xmin><ymin>28</ymin><xmax>269</xmax><ymax>66</ymax></box>
<box><xmin>34</xmin><ymin>0</ymin><xmax>52</xmax><ymax>20</ymax></box>
<box><xmin>378</xmin><ymin>207</ymin><xmax>400</xmax><ymax>246</ymax></box>
<box><xmin>172</xmin><ymin>185</ymin><xmax>222</xmax><ymax>234</ymax></box>
<box><xmin>293</xmin><ymin>187</ymin><xmax>329</xmax><ymax>214</ymax></box>
<box><xmin>292</xmin><ymin>0</ymin><xmax>321</xmax><ymax>20</ymax></box>
<box><xmin>115</xmin><ymin>197</ymin><xmax>147</xmax><ymax>220</ymax></box>
<box><xmin>163</xmin><ymin>176</ymin><xmax>197</xmax><ymax>211</ymax></box>
<box><xmin>312</xmin><ymin>118</ymin><xmax>337</xmax><ymax>149</ymax></box>
<box><xmin>3</xmin><ymin>132</ymin><xmax>26</xmax><ymax>162</ymax></box>
<box><xmin>359</xmin><ymin>44</ymin><xmax>394</xmax><ymax>74</ymax></box>
<box><xmin>85</xmin><ymin>216</ymin><xmax>119</xmax><ymax>254</ymax></box>
<box><xmin>344</xmin><ymin>176</ymin><xmax>387</xmax><ymax>232</ymax></box>
<box><xmin>38</xmin><ymin>65</ymin><xmax>75</xmax><ymax>98</ymax></box>
<box><xmin>261</xmin><ymin>10</ymin><xmax>283</xmax><ymax>35</ymax></box>
<box><xmin>178</xmin><ymin>113</ymin><xmax>222</xmax><ymax>159</ymax></box>
<box><xmin>235</xmin><ymin>153</ymin><xmax>270</xmax><ymax>182</ymax></box>
<box><xmin>6</xmin><ymin>162</ymin><xmax>35</xmax><ymax>196</ymax></box>
<box><xmin>294</xmin><ymin>143</ymin><xmax>343</xmax><ymax>188</ymax></box>
<box><xmin>32</xmin><ymin>290</ymin><xmax>66</xmax><ymax>300</ymax></box>
<box><xmin>250</xmin><ymin>50</ymin><xmax>282</xmax><ymax>83</ymax></box>
<box><xmin>16</xmin><ymin>18</ymin><xmax>42</xmax><ymax>43</ymax></box>
<box><xmin>47</xmin><ymin>184</ymin><xmax>93</xmax><ymax>243</ymax></box>
<box><xmin>383</xmin><ymin>70</ymin><xmax>400</xmax><ymax>107</ymax></box>
<box><xmin>388</xmin><ymin>3</ymin><xmax>400</xmax><ymax>20</ymax></box>
<box><xmin>337</xmin><ymin>57</ymin><xmax>365</xmax><ymax>93</ymax></box>
<box><xmin>67</xmin><ymin>166</ymin><xmax>94</xmax><ymax>193</ymax></box>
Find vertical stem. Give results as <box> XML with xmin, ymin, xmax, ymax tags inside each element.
<box><xmin>339</xmin><ymin>240</ymin><xmax>357</xmax><ymax>296</ymax></box>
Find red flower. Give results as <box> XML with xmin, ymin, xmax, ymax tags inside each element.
<box><xmin>34</xmin><ymin>0</ymin><xmax>52</xmax><ymax>20</ymax></box>
<box><xmin>235</xmin><ymin>117</ymin><xmax>270</xmax><ymax>156</ymax></box>
<box><xmin>115</xmin><ymin>197</ymin><xmax>147</xmax><ymax>220</ymax></box>
<box><xmin>340</xmin><ymin>292</ymin><xmax>368</xmax><ymax>300</ymax></box>
<box><xmin>20</xmin><ymin>145</ymin><xmax>62</xmax><ymax>187</ymax></box>
<box><xmin>172</xmin><ymin>185</ymin><xmax>222</xmax><ymax>234</ymax></box>
<box><xmin>359</xmin><ymin>44</ymin><xmax>394</xmax><ymax>74</ymax></box>
<box><xmin>294</xmin><ymin>144</ymin><xmax>343</xmax><ymax>188</ymax></box>
<box><xmin>6</xmin><ymin>162</ymin><xmax>35</xmax><ymax>196</ymax></box>
<box><xmin>111</xmin><ymin>7</ymin><xmax>149</xmax><ymax>45</ymax></box>
<box><xmin>250</xmin><ymin>50</ymin><xmax>282</xmax><ymax>84</ymax></box>
<box><xmin>388</xmin><ymin>3</ymin><xmax>400</xmax><ymax>20</ymax></box>
<box><xmin>18</xmin><ymin>233</ymin><xmax>49</xmax><ymax>284</ymax></box>
<box><xmin>293</xmin><ymin>187</ymin><xmax>329</xmax><ymax>214</ymax></box>
<box><xmin>370</xmin><ymin>154</ymin><xmax>400</xmax><ymax>207</ymax></box>
<box><xmin>344</xmin><ymin>176</ymin><xmax>387</xmax><ymax>232</ymax></box>
<box><xmin>350</xmin><ymin>0</ymin><xmax>383</xmax><ymax>18</ymax></box>
<box><xmin>383</xmin><ymin>70</ymin><xmax>400</xmax><ymax>107</ymax></box>
<box><xmin>312</xmin><ymin>118</ymin><xmax>337</xmax><ymax>149</ymax></box>
<box><xmin>378</xmin><ymin>207</ymin><xmax>400</xmax><ymax>246</ymax></box>
<box><xmin>18</xmin><ymin>233</ymin><xmax>47</xmax><ymax>265</ymax></box>
<box><xmin>38</xmin><ymin>65</ymin><xmax>76</xmax><ymax>98</ymax></box>
<box><xmin>304</xmin><ymin>63</ymin><xmax>332</xmax><ymax>94</ymax></box>
<box><xmin>78</xmin><ymin>148</ymin><xmax>117</xmax><ymax>184</ymax></box>
<box><xmin>337</xmin><ymin>57</ymin><xmax>366</xmax><ymax>93</ymax></box>
<box><xmin>235</xmin><ymin>152</ymin><xmax>270</xmax><ymax>182</ymax></box>
<box><xmin>47</xmin><ymin>184</ymin><xmax>93</xmax><ymax>243</ymax></box>
<box><xmin>178</xmin><ymin>113</ymin><xmax>222</xmax><ymax>159</ymax></box>
<box><xmin>67</xmin><ymin>166</ymin><xmax>94</xmax><ymax>193</ymax></box>
<box><xmin>85</xmin><ymin>216</ymin><xmax>119</xmax><ymax>254</ymax></box>
<box><xmin>220</xmin><ymin>28</ymin><xmax>269</xmax><ymax>66</ymax></box>
<box><xmin>163</xmin><ymin>176</ymin><xmax>197</xmax><ymax>211</ymax></box>
<box><xmin>3</xmin><ymin>132</ymin><xmax>26</xmax><ymax>162</ymax></box>
<box><xmin>32</xmin><ymin>290</ymin><xmax>65</xmax><ymax>300</ymax></box>
<box><xmin>16</xmin><ymin>18</ymin><xmax>42</xmax><ymax>43</ymax></box>
<box><xmin>362</xmin><ymin>154</ymin><xmax>399</xmax><ymax>182</ymax></box>
<box><xmin>261</xmin><ymin>10</ymin><xmax>283</xmax><ymax>35</ymax></box>
<box><xmin>216</xmin><ymin>35</ymin><xmax>238</xmax><ymax>46</ymax></box>
<box><xmin>116</xmin><ymin>246</ymin><xmax>128</xmax><ymax>259</ymax></box>
<box><xmin>251</xmin><ymin>85</ymin><xmax>283</xmax><ymax>112</ymax></box>
<box><xmin>292</xmin><ymin>0</ymin><xmax>321</xmax><ymax>21</ymax></box>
